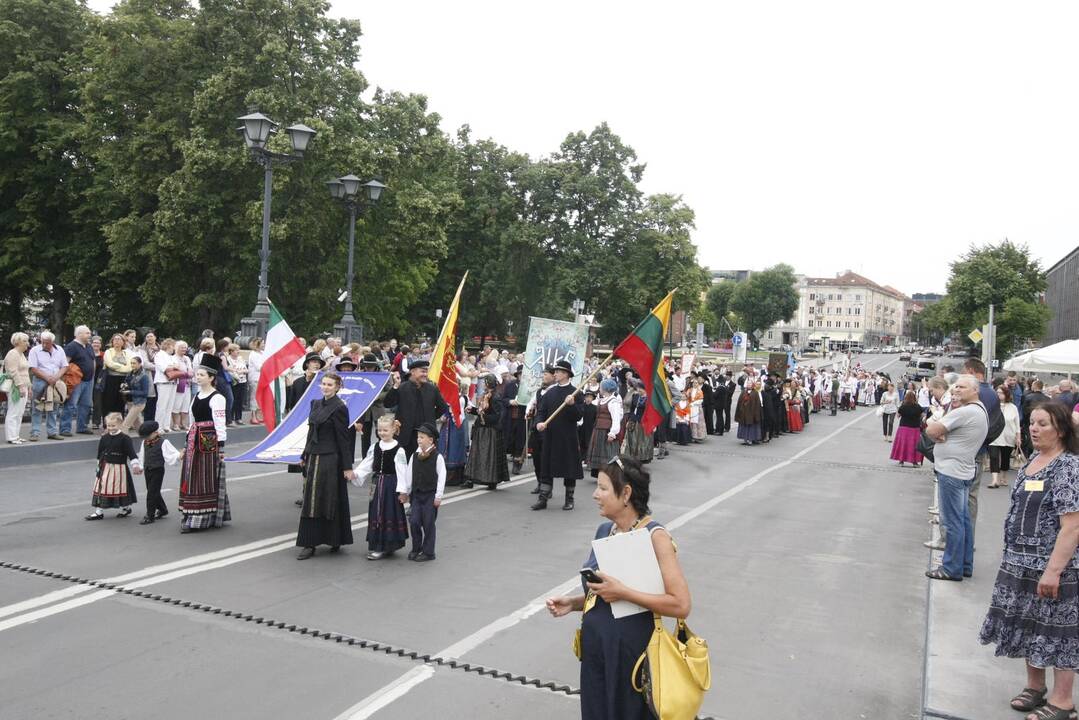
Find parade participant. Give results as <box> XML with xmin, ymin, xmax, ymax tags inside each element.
<box><xmin>136</xmin><ymin>421</ymin><xmax>181</xmax><ymax>524</ymax></box>
<box><xmin>979</xmin><ymin>403</ymin><xmax>1079</xmax><ymax>720</ymax></box>
<box><xmin>356</xmin><ymin>353</ymin><xmax>385</xmax><ymax>456</ymax></box>
<box><xmin>785</xmin><ymin>381</ymin><xmax>804</xmax><ymax>432</ymax></box>
<box><xmin>579</xmin><ymin>389</ymin><xmax>598</xmax><ymax>459</ymax></box>
<box><xmin>439</xmin><ymin>390</ymin><xmax>469</xmax><ymax>486</ymax></box>
<box><xmin>830</xmin><ymin>372</ymin><xmax>840</xmax><ymax>416</ymax></box>
<box><xmin>398</xmin><ymin>422</ymin><xmax>446</xmax><ymax>562</ymax></box>
<box><xmin>760</xmin><ymin>378</ymin><xmax>779</xmax><ymax>442</ymax></box>
<box><xmin>501</xmin><ymin>369</ymin><xmax>527</xmax><ymax>474</ymax></box>
<box><xmin>526</xmin><ymin>366</ymin><xmax>556</xmax><ymax>494</ymax></box>
<box><xmin>177</xmin><ymin>354</ymin><xmax>231</xmax><ymax>533</ymax></box>
<box><xmin>736</xmin><ymin>381</ymin><xmax>763</xmax><ymax>445</ymax></box>
<box><xmin>710</xmin><ymin>372</ymin><xmax>727</xmax><ymax>436</ymax></box>
<box><xmin>532</xmin><ymin>359</ymin><xmax>584</xmax><ymax>511</ymax></box>
<box><xmin>356</xmin><ymin>414</ymin><xmax>409</xmax><ymax>560</ymax></box>
<box><xmin>85</xmin><ymin>412</ymin><xmax>140</xmax><ymax>520</ymax></box>
<box><xmin>622</xmin><ymin>378</ymin><xmax>654</xmax><ymax>463</ymax></box>
<box><xmin>880</xmin><ymin>382</ymin><xmax>899</xmax><ymax>441</ymax></box>
<box><xmin>545</xmin><ymin>455</ymin><xmax>691</xmax><ymax>720</ymax></box>
<box><xmin>673</xmin><ymin>392</ymin><xmax>692</xmax><ymax>446</ymax></box>
<box><xmin>463</xmin><ymin>375</ymin><xmax>509</xmax><ymax>489</ymax></box>
<box><xmin>687</xmin><ymin>376</ymin><xmax>705</xmax><ymax>442</ymax></box>
<box><xmin>587</xmin><ymin>378</ymin><xmax>624</xmax><ymax>477</ymax></box>
<box><xmin>286</xmin><ymin>352</ymin><xmax>324</xmax><ymax>412</ymax></box>
<box><xmin>987</xmin><ymin>384</ymin><xmax>1022</xmax><ymax>489</ymax></box>
<box><xmin>891</xmin><ymin>391</ymin><xmax>926</xmax><ymax>467</ymax></box>
<box><xmin>382</xmin><ymin>359</ymin><xmax>449</xmax><ymax>458</ymax></box>
<box><xmin>701</xmin><ymin>370</ymin><xmax>716</xmax><ymax>435</ymax></box>
<box><xmin>295</xmin><ymin>371</ymin><xmax>357</xmax><ymax>560</ymax></box>
<box><xmin>722</xmin><ymin>370</ymin><xmax>736</xmax><ymax>432</ymax></box>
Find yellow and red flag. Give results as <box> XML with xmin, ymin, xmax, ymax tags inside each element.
<box><xmin>429</xmin><ymin>273</ymin><xmax>468</xmax><ymax>427</ymax></box>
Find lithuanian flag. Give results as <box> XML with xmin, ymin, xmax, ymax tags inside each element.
<box><xmin>429</xmin><ymin>273</ymin><xmax>467</xmax><ymax>427</ymax></box>
<box><xmin>612</xmin><ymin>290</ymin><xmax>675</xmax><ymax>434</ymax></box>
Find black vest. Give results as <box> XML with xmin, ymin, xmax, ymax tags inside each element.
<box><xmin>412</xmin><ymin>450</ymin><xmax>439</xmax><ymax>493</ymax></box>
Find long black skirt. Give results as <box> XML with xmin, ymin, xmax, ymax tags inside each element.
<box><xmin>296</xmin><ymin>451</ymin><xmax>353</xmax><ymax>548</ymax></box>
<box><xmin>465</xmin><ymin>425</ymin><xmax>510</xmax><ymax>488</ymax></box>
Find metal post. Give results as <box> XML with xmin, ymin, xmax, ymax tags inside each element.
<box><xmin>985</xmin><ymin>302</ymin><xmax>995</xmax><ymax>371</ymax></box>
<box><xmin>241</xmin><ymin>160</ymin><xmax>274</xmax><ymax>341</ymax></box>
<box><xmin>343</xmin><ymin>204</ymin><xmax>356</xmax><ymax>320</ymax></box>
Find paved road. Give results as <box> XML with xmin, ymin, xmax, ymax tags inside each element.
<box><xmin>0</xmin><ymin>354</ymin><xmax>935</xmax><ymax>719</ymax></box>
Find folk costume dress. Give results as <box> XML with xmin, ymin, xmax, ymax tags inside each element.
<box><xmin>687</xmin><ymin>386</ymin><xmax>706</xmax><ymax>441</ymax></box>
<box><xmin>178</xmin><ymin>389</ymin><xmax>231</xmax><ymax>531</ymax></box>
<box><xmin>464</xmin><ymin>396</ymin><xmax>510</xmax><ymax>489</ymax></box>
<box><xmin>296</xmin><ymin>395</ymin><xmax>355</xmax><ymax>550</ymax></box>
<box><xmin>438</xmin><ymin>400</ymin><xmax>469</xmax><ymax>485</ymax></box>
<box><xmin>622</xmin><ymin>391</ymin><xmax>653</xmax><ymax>463</ymax></box>
<box><xmin>735</xmin><ymin>388</ymin><xmax>763</xmax><ymax>444</ymax></box>
<box><xmin>501</xmin><ymin>378</ymin><xmax>527</xmax><ymax>462</ymax></box>
<box><xmin>587</xmin><ymin>395</ymin><xmax>624</xmax><ymax>471</ymax></box>
<box><xmin>92</xmin><ymin>430</ymin><xmax>139</xmax><ymax>509</ymax></box>
<box><xmin>357</xmin><ymin>439</ymin><xmax>409</xmax><ymax>554</ymax></box>
<box><xmin>785</xmin><ymin>391</ymin><xmax>804</xmax><ymax>432</ymax></box>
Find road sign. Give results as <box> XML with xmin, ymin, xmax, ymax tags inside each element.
<box><xmin>968</xmin><ymin>328</ymin><xmax>983</xmax><ymax>343</ymax></box>
<box><xmin>752</xmin><ymin>329</ymin><xmax>762</xmax><ymax>340</ymax></box>
<box><xmin>732</xmin><ymin>333</ymin><xmax>743</xmax><ymax>346</ymax></box>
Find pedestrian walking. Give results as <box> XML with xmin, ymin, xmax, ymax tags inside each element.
<box><xmin>295</xmin><ymin>371</ymin><xmax>356</xmax><ymax>560</ymax></box>
<box><xmin>545</xmin><ymin>455</ymin><xmax>693</xmax><ymax>720</ymax></box>
<box><xmin>979</xmin><ymin>402</ymin><xmax>1079</xmax><ymax>720</ymax></box>
<box><xmin>136</xmin><ymin>421</ymin><xmax>181</xmax><ymax>524</ymax></box>
<box><xmin>398</xmin><ymin>422</ymin><xmax>445</xmax><ymax>562</ymax></box>
<box><xmin>85</xmin><ymin>412</ymin><xmax>139</xmax><ymax>520</ymax></box>
<box><xmin>880</xmin><ymin>383</ymin><xmax>899</xmax><ymax>441</ymax></box>
<box><xmin>357</xmin><ymin>414</ymin><xmax>409</xmax><ymax>560</ymax></box>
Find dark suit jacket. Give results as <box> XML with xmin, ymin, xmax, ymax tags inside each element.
<box><xmin>383</xmin><ymin>380</ymin><xmax>449</xmax><ymax>455</ymax></box>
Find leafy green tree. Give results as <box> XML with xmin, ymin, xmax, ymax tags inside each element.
<box><xmin>729</xmin><ymin>264</ymin><xmax>799</xmax><ymax>345</ymax></box>
<box><xmin>945</xmin><ymin>239</ymin><xmax>1048</xmax><ymax>356</ymax></box>
<box><xmin>0</xmin><ymin>0</ymin><xmax>94</xmax><ymax>340</ymax></box>
<box><xmin>705</xmin><ymin>281</ymin><xmax>737</xmax><ymax>336</ymax></box>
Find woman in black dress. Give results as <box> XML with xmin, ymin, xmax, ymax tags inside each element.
<box><xmin>463</xmin><ymin>375</ymin><xmax>509</xmax><ymax>489</ymax></box>
<box><xmin>296</xmin><ymin>371</ymin><xmax>356</xmax><ymax>559</ymax></box>
<box><xmin>546</xmin><ymin>455</ymin><xmax>693</xmax><ymax>720</ymax></box>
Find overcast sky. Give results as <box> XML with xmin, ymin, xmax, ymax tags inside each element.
<box><xmin>89</xmin><ymin>1</ymin><xmax>1079</xmax><ymax>296</ymax></box>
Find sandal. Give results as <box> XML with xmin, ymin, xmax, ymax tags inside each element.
<box><xmin>925</xmin><ymin>567</ymin><xmax>961</xmax><ymax>581</ymax></box>
<box><xmin>1011</xmin><ymin>687</ymin><xmax>1046</xmax><ymax>711</ymax></box>
<box><xmin>1026</xmin><ymin>703</ymin><xmax>1077</xmax><ymax>720</ymax></box>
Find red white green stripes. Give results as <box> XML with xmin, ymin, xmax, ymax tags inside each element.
<box><xmin>255</xmin><ymin>302</ymin><xmax>306</xmax><ymax>431</ymax></box>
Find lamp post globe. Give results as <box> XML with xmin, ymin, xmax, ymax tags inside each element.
<box><xmin>329</xmin><ymin>174</ymin><xmax>387</xmax><ymax>345</ymax></box>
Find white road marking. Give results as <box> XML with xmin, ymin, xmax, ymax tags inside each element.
<box><xmin>0</xmin><ymin>475</ymin><xmax>537</xmax><ymax>631</ymax></box>
<box><xmin>333</xmin><ymin>410</ymin><xmax>874</xmax><ymax>717</ymax></box>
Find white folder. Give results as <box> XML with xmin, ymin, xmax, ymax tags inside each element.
<box><xmin>591</xmin><ymin>527</ymin><xmax>664</xmax><ymax>618</ymax></box>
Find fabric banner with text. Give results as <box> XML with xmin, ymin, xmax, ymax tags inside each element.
<box><xmin>515</xmin><ymin>317</ymin><xmax>590</xmax><ymax>406</ymax></box>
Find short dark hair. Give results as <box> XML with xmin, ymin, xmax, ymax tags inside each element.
<box><xmin>1029</xmin><ymin>401</ymin><xmax>1079</xmax><ymax>454</ymax></box>
<box><xmin>602</xmin><ymin>455</ymin><xmax>651</xmax><ymax>516</ymax></box>
<box><xmin>964</xmin><ymin>358</ymin><xmax>987</xmax><ymax>378</ymax></box>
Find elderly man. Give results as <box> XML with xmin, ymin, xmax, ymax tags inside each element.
<box><xmin>29</xmin><ymin>331</ymin><xmax>69</xmax><ymax>441</ymax></box>
<box><xmin>382</xmin><ymin>359</ymin><xmax>449</xmax><ymax>458</ymax></box>
<box><xmin>60</xmin><ymin>325</ymin><xmax>96</xmax><ymax>436</ymax></box>
<box><xmin>924</xmin><ymin>375</ymin><xmax>989</xmax><ymax>581</ymax></box>
<box><xmin>1057</xmin><ymin>378</ymin><xmax>1077</xmax><ymax>410</ymax></box>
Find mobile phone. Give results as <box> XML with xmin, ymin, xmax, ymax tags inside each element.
<box><xmin>580</xmin><ymin>568</ymin><xmax>602</xmax><ymax>584</ymax></box>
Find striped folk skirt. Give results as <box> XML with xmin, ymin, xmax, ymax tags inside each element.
<box><xmin>622</xmin><ymin>420</ymin><xmax>653</xmax><ymax>463</ymax></box>
<box><xmin>179</xmin><ymin>421</ymin><xmax>231</xmax><ymax>530</ymax></box>
<box><xmin>92</xmin><ymin>461</ymin><xmax>137</xmax><ymax>508</ymax></box>
<box><xmin>587</xmin><ymin>427</ymin><xmax>621</xmax><ymax>470</ymax></box>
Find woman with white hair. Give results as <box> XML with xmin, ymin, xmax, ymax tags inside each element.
<box><xmin>171</xmin><ymin>341</ymin><xmax>193</xmax><ymax>431</ymax></box>
<box><xmin>3</xmin><ymin>333</ymin><xmax>31</xmax><ymax>444</ymax></box>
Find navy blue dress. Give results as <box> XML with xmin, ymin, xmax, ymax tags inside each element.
<box><xmin>579</xmin><ymin>520</ymin><xmax>662</xmax><ymax>720</ymax></box>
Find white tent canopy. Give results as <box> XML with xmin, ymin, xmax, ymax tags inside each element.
<box><xmin>1003</xmin><ymin>339</ymin><xmax>1079</xmax><ymax>376</ymax></box>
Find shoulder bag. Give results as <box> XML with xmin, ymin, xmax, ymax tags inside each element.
<box><xmin>632</xmin><ymin>615</ymin><xmax>712</xmax><ymax>720</ymax></box>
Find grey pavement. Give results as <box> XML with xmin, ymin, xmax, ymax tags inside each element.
<box><xmin>0</xmin><ymin>353</ymin><xmax>993</xmax><ymax>720</ymax></box>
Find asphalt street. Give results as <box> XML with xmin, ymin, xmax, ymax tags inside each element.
<box><xmin>0</xmin><ymin>354</ymin><xmax>943</xmax><ymax>720</ymax></box>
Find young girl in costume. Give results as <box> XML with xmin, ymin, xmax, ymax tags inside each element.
<box><xmin>355</xmin><ymin>414</ymin><xmax>409</xmax><ymax>560</ymax></box>
<box><xmin>86</xmin><ymin>412</ymin><xmax>140</xmax><ymax>520</ymax></box>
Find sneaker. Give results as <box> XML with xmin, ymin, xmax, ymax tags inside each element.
<box><xmin>923</xmin><ymin>539</ymin><xmax>945</xmax><ymax>550</ymax></box>
<box><xmin>60</xmin><ymin>431</ymin><xmax>73</xmax><ymax>437</ymax></box>
<box><xmin>28</xmin><ymin>435</ymin><xmax>39</xmax><ymax>442</ymax></box>
<box><xmin>47</xmin><ymin>434</ymin><xmax>63</xmax><ymax>440</ymax></box>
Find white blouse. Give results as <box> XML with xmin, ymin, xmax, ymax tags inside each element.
<box><xmin>353</xmin><ymin>439</ymin><xmax>409</xmax><ymax>487</ymax></box>
<box><xmin>598</xmin><ymin>394</ymin><xmax>624</xmax><ymax>436</ymax></box>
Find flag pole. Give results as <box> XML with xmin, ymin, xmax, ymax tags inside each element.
<box><xmin>539</xmin><ymin>353</ymin><xmax>618</xmax><ymax>428</ymax></box>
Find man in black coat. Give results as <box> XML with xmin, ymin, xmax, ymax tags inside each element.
<box><xmin>500</xmin><ymin>369</ymin><xmax>527</xmax><ymax>473</ymax></box>
<box><xmin>700</xmin><ymin>371</ymin><xmax>715</xmax><ymax>435</ymax></box>
<box><xmin>532</xmin><ymin>359</ymin><xmax>583</xmax><ymax>511</ymax></box>
<box><xmin>722</xmin><ymin>371</ymin><xmax>736</xmax><ymax>432</ymax></box>
<box><xmin>382</xmin><ymin>359</ymin><xmax>449</xmax><ymax>458</ymax></box>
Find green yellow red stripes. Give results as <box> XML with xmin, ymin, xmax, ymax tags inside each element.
<box><xmin>612</xmin><ymin>291</ymin><xmax>675</xmax><ymax>435</ymax></box>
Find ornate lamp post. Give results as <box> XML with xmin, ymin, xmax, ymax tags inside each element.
<box><xmin>237</xmin><ymin>111</ymin><xmax>316</xmax><ymax>340</ymax></box>
<box><xmin>326</xmin><ymin>175</ymin><xmax>387</xmax><ymax>344</ymax></box>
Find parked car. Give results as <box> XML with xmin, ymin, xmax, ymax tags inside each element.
<box><xmin>899</xmin><ymin>351</ymin><xmax>912</xmax><ymax>361</ymax></box>
<box><xmin>907</xmin><ymin>357</ymin><xmax>940</xmax><ymax>379</ymax></box>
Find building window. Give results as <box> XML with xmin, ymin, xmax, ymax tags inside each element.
<box><xmin>854</xmin><ymin>322</ymin><xmax>859</xmax><ymax>328</ymax></box>
<box><xmin>828</xmin><ymin>294</ymin><xmax>833</xmax><ymax>300</ymax></box>
<box><xmin>808</xmin><ymin>320</ymin><xmax>814</xmax><ymax>328</ymax></box>
<box><xmin>767</xmin><ymin>331</ymin><xmax>773</xmax><ymax>339</ymax></box>
<box><xmin>856</xmin><ymin>294</ymin><xmax>862</xmax><ymax>300</ymax></box>
<box><xmin>809</xmin><ymin>293</ymin><xmax>815</xmax><ymax>300</ymax></box>
<box><xmin>826</xmin><ymin>321</ymin><xmax>832</xmax><ymax>328</ymax></box>
<box><xmin>846</xmin><ymin>322</ymin><xmax>851</xmax><ymax>328</ymax></box>
<box><xmin>855</xmin><ymin>307</ymin><xmax>861</xmax><ymax>315</ymax></box>
<box><xmin>847</xmin><ymin>308</ymin><xmax>853</xmax><ymax>315</ymax></box>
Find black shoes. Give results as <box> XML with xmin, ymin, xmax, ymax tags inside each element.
<box><xmin>139</xmin><ymin>517</ymin><xmax>154</xmax><ymax>525</ymax></box>
<box><xmin>562</xmin><ymin>491</ymin><xmax>574</xmax><ymax>511</ymax></box>
<box><xmin>297</xmin><ymin>547</ymin><xmax>316</xmax><ymax>560</ymax></box>
<box><xmin>413</xmin><ymin>553</ymin><xmax>434</xmax><ymax>562</ymax></box>
<box><xmin>530</xmin><ymin>494</ymin><xmax>549</xmax><ymax>511</ymax></box>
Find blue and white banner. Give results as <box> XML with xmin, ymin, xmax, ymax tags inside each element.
<box><xmin>226</xmin><ymin>372</ymin><xmax>390</xmax><ymax>464</ymax></box>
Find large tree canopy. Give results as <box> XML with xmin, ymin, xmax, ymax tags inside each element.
<box><xmin>0</xmin><ymin>0</ymin><xmax>707</xmax><ymax>346</ymax></box>
<box><xmin>730</xmin><ymin>265</ymin><xmax>800</xmax><ymax>344</ymax></box>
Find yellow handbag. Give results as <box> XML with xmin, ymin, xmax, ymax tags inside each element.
<box><xmin>632</xmin><ymin>615</ymin><xmax>711</xmax><ymax>720</ymax></box>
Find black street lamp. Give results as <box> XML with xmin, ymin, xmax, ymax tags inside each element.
<box><xmin>326</xmin><ymin>175</ymin><xmax>387</xmax><ymax>344</ymax></box>
<box><xmin>237</xmin><ymin>111</ymin><xmax>316</xmax><ymax>341</ymax></box>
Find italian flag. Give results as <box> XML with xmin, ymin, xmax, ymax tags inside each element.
<box><xmin>611</xmin><ymin>290</ymin><xmax>676</xmax><ymax>435</ymax></box>
<box><xmin>256</xmin><ymin>301</ymin><xmax>306</xmax><ymax>431</ymax></box>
